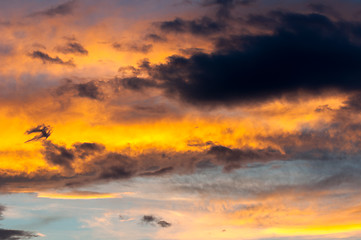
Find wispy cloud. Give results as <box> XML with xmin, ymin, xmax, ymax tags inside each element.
<box><xmin>29</xmin><ymin>51</ymin><xmax>75</xmax><ymax>67</ymax></box>
<box><xmin>30</xmin><ymin>0</ymin><xmax>77</xmax><ymax>17</ymax></box>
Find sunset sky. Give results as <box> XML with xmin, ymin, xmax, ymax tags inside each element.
<box><xmin>1</xmin><ymin>0</ymin><xmax>361</xmax><ymax>239</ymax></box>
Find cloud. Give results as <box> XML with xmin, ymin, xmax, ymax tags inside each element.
<box><xmin>202</xmin><ymin>0</ymin><xmax>256</xmax><ymax>19</ymax></box>
<box><xmin>145</xmin><ymin>34</ymin><xmax>167</xmax><ymax>43</ymax></box>
<box><xmin>157</xmin><ymin>220</ymin><xmax>172</xmax><ymax>228</ymax></box>
<box><xmin>134</xmin><ymin>12</ymin><xmax>361</xmax><ymax>106</ymax></box>
<box><xmin>158</xmin><ymin>16</ymin><xmax>225</xmax><ymax>35</ymax></box>
<box><xmin>118</xmin><ymin>77</ymin><xmax>159</xmax><ymax>91</ymax></box>
<box><xmin>307</xmin><ymin>3</ymin><xmax>340</xmax><ymax>18</ymax></box>
<box><xmin>0</xmin><ymin>44</ymin><xmax>13</xmax><ymax>56</ymax></box>
<box><xmin>208</xmin><ymin>145</ymin><xmax>285</xmax><ymax>171</ymax></box>
<box><xmin>0</xmin><ymin>205</ymin><xmax>37</xmax><ymax>240</ymax></box>
<box><xmin>112</xmin><ymin>42</ymin><xmax>152</xmax><ymax>54</ymax></box>
<box><xmin>179</xmin><ymin>47</ymin><xmax>204</xmax><ymax>55</ymax></box>
<box><xmin>56</xmin><ymin>79</ymin><xmax>103</xmax><ymax>100</ymax></box>
<box><xmin>0</xmin><ymin>229</ymin><xmax>37</xmax><ymax>240</ymax></box>
<box><xmin>30</xmin><ymin>0</ymin><xmax>76</xmax><ymax>17</ymax></box>
<box><xmin>94</xmin><ymin>153</ymin><xmax>138</xmax><ymax>180</ymax></box>
<box><xmin>55</xmin><ymin>42</ymin><xmax>88</xmax><ymax>55</ymax></box>
<box><xmin>0</xmin><ymin>205</ymin><xmax>5</xmax><ymax>219</ymax></box>
<box><xmin>30</xmin><ymin>51</ymin><xmax>75</xmax><ymax>67</ymax></box>
<box><xmin>25</xmin><ymin>124</ymin><xmax>52</xmax><ymax>143</ymax></box>
<box><xmin>140</xmin><ymin>167</ymin><xmax>174</xmax><ymax>176</ymax></box>
<box><xmin>140</xmin><ymin>215</ymin><xmax>172</xmax><ymax>228</ymax></box>
<box><xmin>42</xmin><ymin>141</ymin><xmax>75</xmax><ymax>174</ymax></box>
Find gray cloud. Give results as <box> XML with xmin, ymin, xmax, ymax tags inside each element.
<box><xmin>208</xmin><ymin>145</ymin><xmax>286</xmax><ymax>171</ymax></box>
<box><xmin>0</xmin><ymin>205</ymin><xmax>37</xmax><ymax>240</ymax></box>
<box><xmin>0</xmin><ymin>229</ymin><xmax>37</xmax><ymax>240</ymax></box>
<box><xmin>158</xmin><ymin>16</ymin><xmax>225</xmax><ymax>36</ymax></box>
<box><xmin>30</xmin><ymin>0</ymin><xmax>76</xmax><ymax>17</ymax></box>
<box><xmin>55</xmin><ymin>79</ymin><xmax>103</xmax><ymax>100</ymax></box>
<box><xmin>112</xmin><ymin>42</ymin><xmax>152</xmax><ymax>54</ymax></box>
<box><xmin>140</xmin><ymin>215</ymin><xmax>172</xmax><ymax>228</ymax></box>
<box><xmin>202</xmin><ymin>0</ymin><xmax>256</xmax><ymax>19</ymax></box>
<box><xmin>145</xmin><ymin>34</ymin><xmax>167</xmax><ymax>43</ymax></box>
<box><xmin>30</xmin><ymin>51</ymin><xmax>75</xmax><ymax>67</ymax></box>
<box><xmin>55</xmin><ymin>42</ymin><xmax>88</xmax><ymax>55</ymax></box>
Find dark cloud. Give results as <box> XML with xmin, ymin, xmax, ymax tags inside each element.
<box><xmin>55</xmin><ymin>42</ymin><xmax>88</xmax><ymax>55</ymax></box>
<box><xmin>95</xmin><ymin>153</ymin><xmax>138</xmax><ymax>180</ymax></box>
<box><xmin>141</xmin><ymin>215</ymin><xmax>157</xmax><ymax>223</ymax></box>
<box><xmin>0</xmin><ymin>229</ymin><xmax>37</xmax><ymax>240</ymax></box>
<box><xmin>31</xmin><ymin>0</ymin><xmax>76</xmax><ymax>17</ymax></box>
<box><xmin>140</xmin><ymin>167</ymin><xmax>174</xmax><ymax>176</ymax></box>
<box><xmin>159</xmin><ymin>16</ymin><xmax>225</xmax><ymax>35</ymax></box>
<box><xmin>0</xmin><ymin>205</ymin><xmax>5</xmax><ymax>219</ymax></box>
<box><xmin>140</xmin><ymin>215</ymin><xmax>172</xmax><ymax>228</ymax></box>
<box><xmin>0</xmin><ymin>205</ymin><xmax>37</xmax><ymax>240</ymax></box>
<box><xmin>118</xmin><ymin>77</ymin><xmax>158</xmax><ymax>91</ymax></box>
<box><xmin>25</xmin><ymin>124</ymin><xmax>52</xmax><ymax>143</ymax></box>
<box><xmin>208</xmin><ymin>145</ymin><xmax>285</xmax><ymax>170</ymax></box>
<box><xmin>307</xmin><ymin>3</ymin><xmax>340</xmax><ymax>18</ymax></box>
<box><xmin>145</xmin><ymin>34</ymin><xmax>167</xmax><ymax>43</ymax></box>
<box><xmin>140</xmin><ymin>12</ymin><xmax>361</xmax><ymax>106</ymax></box>
<box><xmin>30</xmin><ymin>51</ymin><xmax>75</xmax><ymax>67</ymax></box>
<box><xmin>202</xmin><ymin>0</ymin><xmax>255</xmax><ymax>19</ymax></box>
<box><xmin>315</xmin><ymin>104</ymin><xmax>333</xmax><ymax>112</ymax></box>
<box><xmin>72</xmin><ymin>142</ymin><xmax>105</xmax><ymax>159</ymax></box>
<box><xmin>42</xmin><ymin>141</ymin><xmax>75</xmax><ymax>174</ymax></box>
<box><xmin>179</xmin><ymin>47</ymin><xmax>204</xmax><ymax>55</ymax></box>
<box><xmin>157</xmin><ymin>220</ymin><xmax>172</xmax><ymax>228</ymax></box>
<box><xmin>112</xmin><ymin>42</ymin><xmax>152</xmax><ymax>54</ymax></box>
<box><xmin>76</xmin><ymin>82</ymin><xmax>102</xmax><ymax>99</ymax></box>
<box><xmin>56</xmin><ymin>79</ymin><xmax>103</xmax><ymax>100</ymax></box>
<box><xmin>41</xmin><ymin>141</ymin><xmax>107</xmax><ymax>175</ymax></box>
<box><xmin>341</xmin><ymin>92</ymin><xmax>361</xmax><ymax>111</ymax></box>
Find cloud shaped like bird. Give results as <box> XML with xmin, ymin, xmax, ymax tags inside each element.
<box><xmin>25</xmin><ymin>124</ymin><xmax>52</xmax><ymax>143</ymax></box>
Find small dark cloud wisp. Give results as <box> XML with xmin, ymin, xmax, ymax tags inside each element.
<box><xmin>30</xmin><ymin>51</ymin><xmax>75</xmax><ymax>67</ymax></box>
<box><xmin>141</xmin><ymin>215</ymin><xmax>172</xmax><ymax>228</ymax></box>
<box><xmin>55</xmin><ymin>42</ymin><xmax>88</xmax><ymax>55</ymax></box>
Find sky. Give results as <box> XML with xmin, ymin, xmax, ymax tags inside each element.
<box><xmin>1</xmin><ymin>0</ymin><xmax>361</xmax><ymax>239</ymax></box>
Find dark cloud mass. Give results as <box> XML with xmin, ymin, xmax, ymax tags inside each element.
<box><xmin>142</xmin><ymin>12</ymin><xmax>361</xmax><ymax>105</ymax></box>
<box><xmin>30</xmin><ymin>51</ymin><xmax>75</xmax><ymax>67</ymax></box>
<box><xmin>0</xmin><ymin>229</ymin><xmax>37</xmax><ymax>240</ymax></box>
